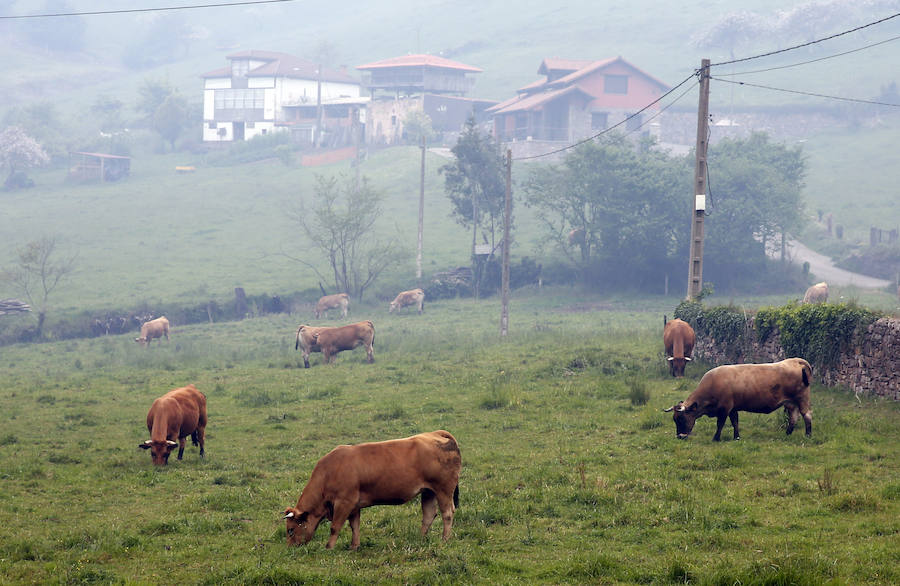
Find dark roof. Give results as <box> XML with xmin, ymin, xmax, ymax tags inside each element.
<box><xmin>201</xmin><ymin>50</ymin><xmax>357</xmax><ymax>84</ymax></box>
<box><xmin>357</xmin><ymin>54</ymin><xmax>482</xmax><ymax>73</ymax></box>
<box><xmin>71</xmin><ymin>152</ymin><xmax>131</xmax><ymax>160</ymax></box>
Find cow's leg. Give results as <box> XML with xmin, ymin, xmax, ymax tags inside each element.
<box><xmin>729</xmin><ymin>410</ymin><xmax>740</xmax><ymax>440</ymax></box>
<box><xmin>177</xmin><ymin>437</ymin><xmax>186</xmax><ymax>460</ymax></box>
<box><xmin>365</xmin><ymin>342</ymin><xmax>374</xmax><ymax>364</ymax></box>
<box><xmin>435</xmin><ymin>491</ymin><xmax>455</xmax><ymax>541</ymax></box>
<box><xmin>196</xmin><ymin>425</ymin><xmax>205</xmax><ymax>458</ymax></box>
<box><xmin>420</xmin><ymin>490</ymin><xmax>438</xmax><ymax>536</ymax></box>
<box><xmin>303</xmin><ymin>349</ymin><xmax>311</xmax><ymax>368</ymax></box>
<box><xmin>348</xmin><ymin>510</ymin><xmax>361</xmax><ymax>550</ymax></box>
<box><xmin>326</xmin><ymin>502</ymin><xmax>352</xmax><ymax>549</ymax></box>
<box><xmin>713</xmin><ymin>414</ymin><xmax>727</xmax><ymax>442</ymax></box>
<box><xmin>799</xmin><ymin>400</ymin><xmax>813</xmax><ymax>437</ymax></box>
<box><xmin>785</xmin><ymin>404</ymin><xmax>800</xmax><ymax>435</ymax></box>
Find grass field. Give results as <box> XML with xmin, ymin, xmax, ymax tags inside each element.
<box><xmin>1</xmin><ymin>291</ymin><xmax>898</xmax><ymax>584</ymax></box>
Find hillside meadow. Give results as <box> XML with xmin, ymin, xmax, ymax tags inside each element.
<box><xmin>1</xmin><ymin>291</ymin><xmax>898</xmax><ymax>584</ymax></box>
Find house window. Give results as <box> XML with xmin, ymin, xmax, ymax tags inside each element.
<box><xmin>214</xmin><ymin>89</ymin><xmax>265</xmax><ymax>110</ymax></box>
<box><xmin>591</xmin><ymin>112</ymin><xmax>608</xmax><ymax>130</ymax></box>
<box><xmin>604</xmin><ymin>74</ymin><xmax>628</xmax><ymax>94</ymax></box>
<box><xmin>625</xmin><ymin>113</ymin><xmax>643</xmax><ymax>131</ymax></box>
<box><xmin>208</xmin><ymin>122</ymin><xmax>217</xmax><ymax>129</ymax></box>
<box><xmin>231</xmin><ymin>59</ymin><xmax>250</xmax><ymax>77</ymax></box>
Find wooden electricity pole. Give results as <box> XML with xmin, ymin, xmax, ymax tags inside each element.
<box><xmin>416</xmin><ymin>134</ymin><xmax>426</xmax><ymax>280</ymax></box>
<box><xmin>687</xmin><ymin>58</ymin><xmax>711</xmax><ymax>300</ymax></box>
<box><xmin>500</xmin><ymin>149</ymin><xmax>512</xmax><ymax>337</ymax></box>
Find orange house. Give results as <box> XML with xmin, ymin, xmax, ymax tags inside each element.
<box><xmin>489</xmin><ymin>57</ymin><xmax>670</xmax><ymax>147</ymax></box>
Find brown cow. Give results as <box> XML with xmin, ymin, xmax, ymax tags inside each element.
<box><xmin>295</xmin><ymin>321</ymin><xmax>375</xmax><ymax>366</ymax></box>
<box><xmin>283</xmin><ymin>430</ymin><xmax>461</xmax><ymax>550</ymax></box>
<box><xmin>389</xmin><ymin>288</ymin><xmax>425</xmax><ymax>314</ymax></box>
<box><xmin>567</xmin><ymin>228</ymin><xmax>586</xmax><ymax>247</ymax></box>
<box><xmin>315</xmin><ymin>293</ymin><xmax>349</xmax><ymax>319</ymax></box>
<box><xmin>134</xmin><ymin>316</ymin><xmax>169</xmax><ymax>347</ymax></box>
<box><xmin>663</xmin><ymin>316</ymin><xmax>695</xmax><ymax>378</ymax></box>
<box><xmin>802</xmin><ymin>282</ymin><xmax>828</xmax><ymax>304</ymax></box>
<box><xmin>139</xmin><ymin>384</ymin><xmax>207</xmax><ymax>466</ymax></box>
<box><xmin>294</xmin><ymin>324</ymin><xmax>327</xmax><ymax>368</ymax></box>
<box><xmin>664</xmin><ymin>358</ymin><xmax>812</xmax><ymax>441</ymax></box>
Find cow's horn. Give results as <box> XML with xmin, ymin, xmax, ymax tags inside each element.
<box><xmin>283</xmin><ymin>512</ymin><xmax>294</xmax><ymax>519</ymax></box>
<box><xmin>167</xmin><ymin>440</ymin><xmax>178</xmax><ymax>446</ymax></box>
<box><xmin>667</xmin><ymin>357</ymin><xmax>674</xmax><ymax>361</ymax></box>
<box><xmin>143</xmin><ymin>440</ymin><xmax>152</xmax><ymax>445</ymax></box>
<box><xmin>685</xmin><ymin>357</ymin><xmax>692</xmax><ymax>361</ymax></box>
<box><xmin>662</xmin><ymin>406</ymin><xmax>675</xmax><ymax>412</ymax></box>
<box><xmin>676</xmin><ymin>405</ymin><xmax>686</xmax><ymax>412</ymax></box>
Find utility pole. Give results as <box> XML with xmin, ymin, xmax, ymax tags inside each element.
<box><xmin>315</xmin><ymin>64</ymin><xmax>323</xmax><ymax>148</ymax></box>
<box><xmin>500</xmin><ymin>149</ymin><xmax>512</xmax><ymax>337</ymax></box>
<box><xmin>416</xmin><ymin>134</ymin><xmax>426</xmax><ymax>281</ymax></box>
<box><xmin>687</xmin><ymin>58</ymin><xmax>711</xmax><ymax>300</ymax></box>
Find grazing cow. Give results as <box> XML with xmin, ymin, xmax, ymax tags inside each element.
<box><xmin>663</xmin><ymin>316</ymin><xmax>695</xmax><ymax>378</ymax></box>
<box><xmin>139</xmin><ymin>384</ymin><xmax>207</xmax><ymax>466</ymax></box>
<box><xmin>802</xmin><ymin>282</ymin><xmax>828</xmax><ymax>304</ymax></box>
<box><xmin>389</xmin><ymin>288</ymin><xmax>425</xmax><ymax>314</ymax></box>
<box><xmin>294</xmin><ymin>321</ymin><xmax>375</xmax><ymax>366</ymax></box>
<box><xmin>134</xmin><ymin>316</ymin><xmax>170</xmax><ymax>347</ymax></box>
<box><xmin>315</xmin><ymin>293</ymin><xmax>349</xmax><ymax>319</ymax></box>
<box><xmin>283</xmin><ymin>430</ymin><xmax>461</xmax><ymax>550</ymax></box>
<box><xmin>567</xmin><ymin>228</ymin><xmax>586</xmax><ymax>247</ymax></box>
<box><xmin>664</xmin><ymin>358</ymin><xmax>812</xmax><ymax>441</ymax></box>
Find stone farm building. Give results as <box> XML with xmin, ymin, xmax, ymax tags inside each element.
<box><xmin>200</xmin><ymin>50</ymin><xmax>365</xmax><ymax>146</ymax></box>
<box><xmin>356</xmin><ymin>54</ymin><xmax>496</xmax><ymax>145</ymax></box>
<box><xmin>488</xmin><ymin>56</ymin><xmax>670</xmax><ymax>159</ymax></box>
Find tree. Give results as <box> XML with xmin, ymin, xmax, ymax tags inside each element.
<box><xmin>702</xmin><ymin>132</ymin><xmax>806</xmax><ymax>288</ymax></box>
<box><xmin>1</xmin><ymin>237</ymin><xmax>76</xmax><ymax>339</ymax></box>
<box><xmin>287</xmin><ymin>175</ymin><xmax>408</xmax><ymax>300</ymax></box>
<box><xmin>440</xmin><ymin>115</ymin><xmax>506</xmax><ymax>297</ymax></box>
<box><xmin>524</xmin><ymin>134</ymin><xmax>688</xmax><ymax>289</ymax></box>
<box><xmin>136</xmin><ymin>80</ymin><xmax>192</xmax><ymax>151</ymax></box>
<box><xmin>0</xmin><ymin>126</ymin><xmax>50</xmax><ymax>190</ymax></box>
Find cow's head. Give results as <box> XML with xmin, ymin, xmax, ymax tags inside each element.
<box><xmin>134</xmin><ymin>337</ymin><xmax>147</xmax><ymax>346</ymax></box>
<box><xmin>388</xmin><ymin>301</ymin><xmax>397</xmax><ymax>313</ymax></box>
<box><xmin>667</xmin><ymin>355</ymin><xmax>691</xmax><ymax>378</ymax></box>
<box><xmin>663</xmin><ymin>401</ymin><xmax>698</xmax><ymax>439</ymax></box>
<box><xmin>283</xmin><ymin>507</ymin><xmax>326</xmax><ymax>546</ymax></box>
<box><xmin>139</xmin><ymin>439</ymin><xmax>178</xmax><ymax>465</ymax></box>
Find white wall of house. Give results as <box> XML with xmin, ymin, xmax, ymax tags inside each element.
<box><xmin>203</xmin><ymin>73</ymin><xmax>360</xmax><ymax>141</ymax></box>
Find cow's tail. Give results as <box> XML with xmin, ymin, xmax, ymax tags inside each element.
<box><xmin>294</xmin><ymin>326</ymin><xmax>302</xmax><ymax>351</ymax></box>
<box><xmin>664</xmin><ymin>314</ymin><xmax>668</xmax><ymax>326</ymax></box>
<box><xmin>801</xmin><ymin>359</ymin><xmax>812</xmax><ymax>387</ymax></box>
<box><xmin>453</xmin><ymin>484</ymin><xmax>459</xmax><ymax>509</ymax></box>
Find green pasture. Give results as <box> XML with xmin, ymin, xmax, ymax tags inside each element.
<box><xmin>1</xmin><ymin>292</ymin><xmax>897</xmax><ymax>584</ymax></box>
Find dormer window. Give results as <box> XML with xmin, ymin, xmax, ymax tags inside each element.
<box><xmin>231</xmin><ymin>59</ymin><xmax>250</xmax><ymax>78</ymax></box>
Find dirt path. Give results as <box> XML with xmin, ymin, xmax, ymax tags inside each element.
<box><xmin>777</xmin><ymin>239</ymin><xmax>892</xmax><ymax>289</ymax></box>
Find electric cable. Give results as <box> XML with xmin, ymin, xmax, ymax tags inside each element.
<box><xmin>0</xmin><ymin>0</ymin><xmax>295</xmax><ymax>19</ymax></box>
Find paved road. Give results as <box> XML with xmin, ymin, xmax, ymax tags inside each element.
<box><xmin>776</xmin><ymin>239</ymin><xmax>892</xmax><ymax>289</ymax></box>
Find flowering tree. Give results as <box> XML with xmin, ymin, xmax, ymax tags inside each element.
<box><xmin>0</xmin><ymin>126</ymin><xmax>50</xmax><ymax>189</ymax></box>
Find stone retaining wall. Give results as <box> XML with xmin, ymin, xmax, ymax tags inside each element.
<box><xmin>693</xmin><ymin>317</ymin><xmax>900</xmax><ymax>400</ymax></box>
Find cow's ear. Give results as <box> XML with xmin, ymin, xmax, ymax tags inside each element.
<box><xmin>685</xmin><ymin>401</ymin><xmax>698</xmax><ymax>412</ymax></box>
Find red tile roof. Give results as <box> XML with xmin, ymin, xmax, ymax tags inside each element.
<box><xmin>548</xmin><ymin>57</ymin><xmax>670</xmax><ymax>91</ymax></box>
<box><xmin>487</xmin><ymin>85</ymin><xmax>593</xmax><ymax>115</ymax></box>
<box><xmin>357</xmin><ymin>54</ymin><xmax>482</xmax><ymax>73</ymax></box>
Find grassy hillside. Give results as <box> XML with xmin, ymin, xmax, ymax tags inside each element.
<box><xmin>0</xmin><ymin>294</ymin><xmax>898</xmax><ymax>584</ymax></box>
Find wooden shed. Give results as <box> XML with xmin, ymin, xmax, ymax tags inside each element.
<box><xmin>68</xmin><ymin>152</ymin><xmax>131</xmax><ymax>182</ymax></box>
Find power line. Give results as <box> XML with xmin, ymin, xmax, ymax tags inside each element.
<box><xmin>0</xmin><ymin>0</ymin><xmax>295</xmax><ymax>19</ymax></box>
<box><xmin>513</xmin><ymin>71</ymin><xmax>698</xmax><ymax>161</ymax></box>
<box><xmin>715</xmin><ymin>33</ymin><xmax>900</xmax><ymax>77</ymax></box>
<box><xmin>711</xmin><ymin>77</ymin><xmax>900</xmax><ymax>107</ymax></box>
<box><xmin>709</xmin><ymin>12</ymin><xmax>900</xmax><ymax>67</ymax></box>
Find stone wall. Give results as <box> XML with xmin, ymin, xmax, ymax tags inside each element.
<box><xmin>693</xmin><ymin>317</ymin><xmax>900</xmax><ymax>400</ymax></box>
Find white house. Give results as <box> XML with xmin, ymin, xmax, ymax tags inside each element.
<box><xmin>201</xmin><ymin>50</ymin><xmax>362</xmax><ymax>142</ymax></box>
